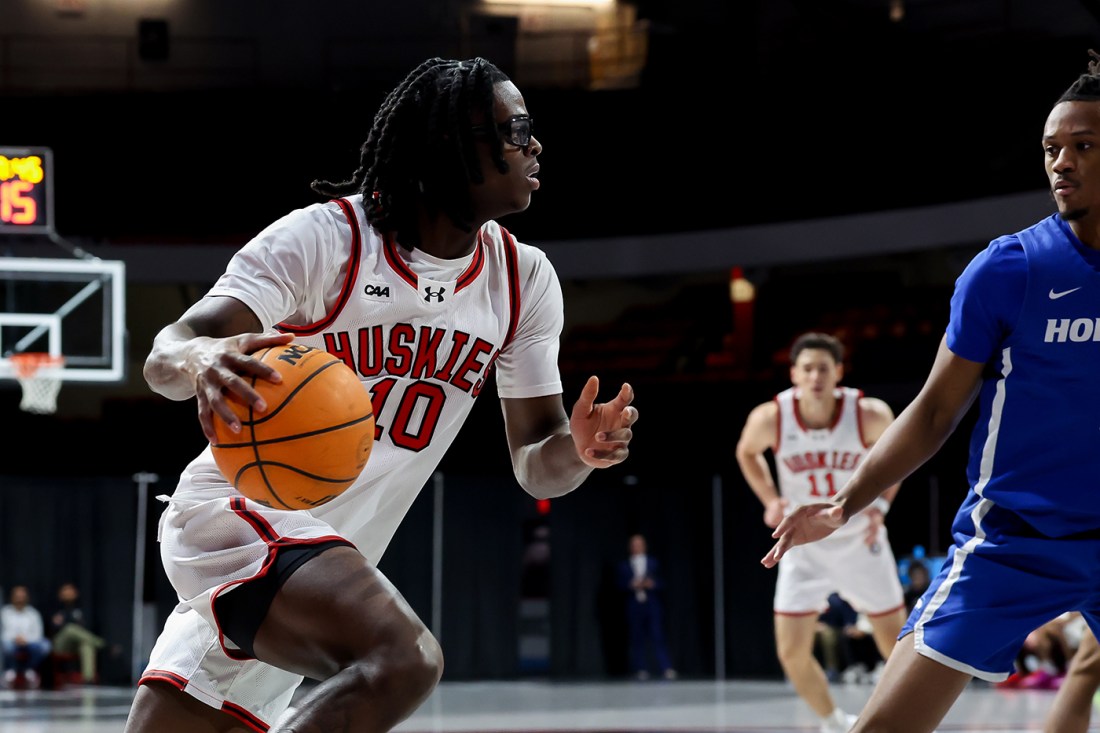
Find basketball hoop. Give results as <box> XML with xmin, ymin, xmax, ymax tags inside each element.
<box><xmin>11</xmin><ymin>352</ymin><xmax>65</xmax><ymax>415</ymax></box>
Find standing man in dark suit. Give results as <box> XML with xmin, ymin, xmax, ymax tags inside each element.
<box><xmin>618</xmin><ymin>534</ymin><xmax>676</xmax><ymax>680</ymax></box>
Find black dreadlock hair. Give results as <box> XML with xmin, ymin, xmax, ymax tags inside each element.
<box><xmin>311</xmin><ymin>57</ymin><xmax>512</xmax><ymax>250</ymax></box>
<box><xmin>1058</xmin><ymin>49</ymin><xmax>1100</xmax><ymax>103</ymax></box>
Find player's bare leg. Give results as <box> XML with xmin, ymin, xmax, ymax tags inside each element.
<box><xmin>124</xmin><ymin>546</ymin><xmax>442</xmax><ymax>733</ymax></box>
<box><xmin>867</xmin><ymin>607</ymin><xmax>907</xmax><ymax>661</ymax></box>
<box><xmin>851</xmin><ymin>634</ymin><xmax>972</xmax><ymax>733</ymax></box>
<box><xmin>125</xmin><ymin>682</ymin><xmax>255</xmax><ymax>733</ymax></box>
<box><xmin>255</xmin><ymin>546</ymin><xmax>443</xmax><ymax>732</ymax></box>
<box><xmin>775</xmin><ymin>613</ymin><xmax>837</xmax><ymax>717</ymax></box>
<box><xmin>1044</xmin><ymin>627</ymin><xmax>1100</xmax><ymax>733</ymax></box>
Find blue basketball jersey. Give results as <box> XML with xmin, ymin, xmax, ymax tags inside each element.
<box><xmin>903</xmin><ymin>215</ymin><xmax>1100</xmax><ymax>681</ymax></box>
<box><xmin>947</xmin><ymin>214</ymin><xmax>1100</xmax><ymax>537</ymax></box>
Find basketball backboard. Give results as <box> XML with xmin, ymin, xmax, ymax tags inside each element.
<box><xmin>0</xmin><ymin>257</ymin><xmax>126</xmax><ymax>383</ymax></box>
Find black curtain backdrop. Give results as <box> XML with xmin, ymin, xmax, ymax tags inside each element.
<box><xmin>388</xmin><ymin>464</ymin><xmax>972</xmax><ymax>682</ymax></box>
<box><xmin>437</xmin><ymin>476</ymin><xmax>525</xmax><ymax>679</ymax></box>
<box><xmin>0</xmin><ymin>390</ymin><xmax>974</xmax><ymax>684</ymax></box>
<box><xmin>381</xmin><ymin>474</ymin><xmax>531</xmax><ymax>681</ymax></box>
<box><xmin>0</xmin><ymin>469</ymin><xmax>935</xmax><ymax>684</ymax></box>
<box><xmin>381</xmin><ymin>466</ymin><xmax>772</xmax><ymax>681</ymax></box>
<box><xmin>545</xmin><ymin>468</ymin><xmax>717</xmax><ymax>679</ymax></box>
<box><xmin>0</xmin><ymin>475</ymin><xmax>138</xmax><ymax>685</ymax></box>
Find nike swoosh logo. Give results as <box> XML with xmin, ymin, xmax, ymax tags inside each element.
<box><xmin>1049</xmin><ymin>287</ymin><xmax>1083</xmax><ymax>300</ymax></box>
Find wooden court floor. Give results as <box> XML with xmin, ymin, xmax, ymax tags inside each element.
<box><xmin>0</xmin><ymin>678</ymin><xmax>1093</xmax><ymax>732</ymax></box>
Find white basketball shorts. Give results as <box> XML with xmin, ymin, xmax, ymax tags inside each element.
<box><xmin>773</xmin><ymin>523</ymin><xmax>905</xmax><ymax>616</ymax></box>
<box><xmin>140</xmin><ymin>489</ymin><xmax>354</xmax><ymax>730</ymax></box>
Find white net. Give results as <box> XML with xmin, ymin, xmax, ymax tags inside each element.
<box><xmin>12</xmin><ymin>354</ymin><xmax>65</xmax><ymax>415</ymax></box>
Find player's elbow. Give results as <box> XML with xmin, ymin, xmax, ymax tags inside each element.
<box><xmin>734</xmin><ymin>444</ymin><xmax>756</xmax><ymax>471</ymax></box>
<box><xmin>518</xmin><ymin>475</ymin><xmax>584</xmax><ymax>501</ymax></box>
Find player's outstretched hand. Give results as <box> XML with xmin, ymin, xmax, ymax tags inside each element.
<box><xmin>761</xmin><ymin>502</ymin><xmax>845</xmax><ymax>568</ymax></box>
<box><xmin>194</xmin><ymin>331</ymin><xmax>294</xmax><ymax>441</ymax></box>
<box><xmin>570</xmin><ymin>376</ymin><xmax>638</xmax><ymax>468</ymax></box>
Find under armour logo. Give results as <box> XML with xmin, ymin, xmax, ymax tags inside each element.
<box><xmin>424</xmin><ymin>287</ymin><xmax>446</xmax><ymax>303</ymax></box>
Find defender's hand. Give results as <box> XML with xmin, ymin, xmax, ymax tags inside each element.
<box><xmin>761</xmin><ymin>502</ymin><xmax>845</xmax><ymax>568</ymax></box>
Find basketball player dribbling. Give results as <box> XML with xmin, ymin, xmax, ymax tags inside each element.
<box><xmin>764</xmin><ymin>51</ymin><xmax>1100</xmax><ymax>733</ymax></box>
<box><xmin>123</xmin><ymin>57</ymin><xmax>640</xmax><ymax>733</ymax></box>
<box><xmin>736</xmin><ymin>332</ymin><xmax>906</xmax><ymax>733</ymax></box>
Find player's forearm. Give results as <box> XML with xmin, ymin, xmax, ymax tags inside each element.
<box><xmin>513</xmin><ymin>431</ymin><xmax>593</xmax><ymax>499</ymax></box>
<box><xmin>880</xmin><ymin>483</ymin><xmax>902</xmax><ymax>506</ymax></box>
<box><xmin>838</xmin><ymin>398</ymin><xmax>957</xmax><ymax>519</ymax></box>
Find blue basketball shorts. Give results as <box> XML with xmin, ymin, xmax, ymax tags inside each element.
<box><xmin>900</xmin><ymin>493</ymin><xmax>1100</xmax><ymax>681</ymax></box>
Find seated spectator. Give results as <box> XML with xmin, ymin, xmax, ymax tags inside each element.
<box><xmin>1</xmin><ymin>585</ymin><xmax>51</xmax><ymax>688</ymax></box>
<box><xmin>998</xmin><ymin>612</ymin><xmax>1080</xmax><ymax>690</ymax></box>
<box><xmin>48</xmin><ymin>581</ymin><xmax>106</xmax><ymax>685</ymax></box>
<box><xmin>815</xmin><ymin>593</ymin><xmax>856</xmax><ymax>682</ymax></box>
<box><xmin>904</xmin><ymin>560</ymin><xmax>931</xmax><ymax>613</ymax></box>
<box><xmin>840</xmin><ymin>610</ymin><xmax>886</xmax><ymax>684</ymax></box>
<box><xmin>815</xmin><ymin>593</ymin><xmax>883</xmax><ymax>684</ymax></box>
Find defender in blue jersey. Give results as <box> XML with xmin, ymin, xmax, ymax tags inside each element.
<box><xmin>763</xmin><ymin>52</ymin><xmax>1100</xmax><ymax>733</ymax></box>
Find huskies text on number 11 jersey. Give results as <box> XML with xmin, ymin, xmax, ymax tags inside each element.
<box><xmin>773</xmin><ymin>386</ymin><xmax>871</xmax><ymax>540</ymax></box>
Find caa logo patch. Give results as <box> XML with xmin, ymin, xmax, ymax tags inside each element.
<box><xmin>363</xmin><ymin>283</ymin><xmax>391</xmax><ymax>301</ymax></box>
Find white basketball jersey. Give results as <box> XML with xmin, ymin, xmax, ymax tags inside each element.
<box><xmin>774</xmin><ymin>386</ymin><xmax>870</xmax><ymax>538</ymax></box>
<box><xmin>172</xmin><ymin>194</ymin><xmax>564</xmax><ymax>564</ymax></box>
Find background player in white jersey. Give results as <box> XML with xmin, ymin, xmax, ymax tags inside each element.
<box><xmin>763</xmin><ymin>52</ymin><xmax>1100</xmax><ymax>733</ymax></box>
<box><xmin>123</xmin><ymin>57</ymin><xmax>639</xmax><ymax>733</ymax></box>
<box><xmin>736</xmin><ymin>332</ymin><xmax>906</xmax><ymax>733</ymax></box>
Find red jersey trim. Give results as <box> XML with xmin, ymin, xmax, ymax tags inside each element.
<box><xmin>277</xmin><ymin>197</ymin><xmax>363</xmax><ymax>337</ymax></box>
<box><xmin>773</xmin><ymin>395</ymin><xmax>782</xmax><ymax>451</ymax></box>
<box><xmin>231</xmin><ymin>496</ymin><xmax>278</xmax><ymax>542</ymax></box>
<box><xmin>221</xmin><ymin>700</ymin><xmax>270</xmax><ymax>732</ymax></box>
<box><xmin>499</xmin><ymin>226</ymin><xmax>521</xmax><ymax>351</ymax></box>
<box><xmin>792</xmin><ymin>390</ymin><xmax>846</xmax><ymax>433</ymax></box>
<box><xmin>854</xmin><ymin>388</ymin><xmax>871</xmax><ymax>448</ymax></box>
<box><xmin>470</xmin><ymin>227</ymin><xmax>520</xmax><ymax>384</ymax></box>
<box><xmin>383</xmin><ymin>230</ymin><xmax>487</xmax><ymax>293</ymax></box>
<box><xmin>213</xmin><ymin>498</ymin><xmax>354</xmax><ymax>661</ymax></box>
<box><xmin>455</xmin><ymin>232</ymin><xmax>487</xmax><ymax>293</ymax></box>
<box><xmin>138</xmin><ymin>669</ymin><xmax>272</xmax><ymax>730</ymax></box>
<box><xmin>383</xmin><ymin>232</ymin><xmax>418</xmax><ymax>288</ymax></box>
<box><xmin>139</xmin><ymin>669</ymin><xmax>188</xmax><ymax>690</ymax></box>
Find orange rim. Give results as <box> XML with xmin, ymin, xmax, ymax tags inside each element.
<box><xmin>10</xmin><ymin>352</ymin><xmax>65</xmax><ymax>378</ymax></box>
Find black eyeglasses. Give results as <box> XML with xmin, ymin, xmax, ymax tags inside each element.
<box><xmin>472</xmin><ymin>115</ymin><xmax>535</xmax><ymax>150</ymax></box>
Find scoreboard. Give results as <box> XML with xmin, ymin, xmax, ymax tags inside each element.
<box><xmin>0</xmin><ymin>147</ymin><xmax>53</xmax><ymax>235</ymax></box>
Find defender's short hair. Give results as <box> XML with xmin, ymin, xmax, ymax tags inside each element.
<box><xmin>789</xmin><ymin>332</ymin><xmax>844</xmax><ymax>365</ymax></box>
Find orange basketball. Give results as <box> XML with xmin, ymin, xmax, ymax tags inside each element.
<box><xmin>211</xmin><ymin>342</ymin><xmax>374</xmax><ymax>510</ymax></box>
